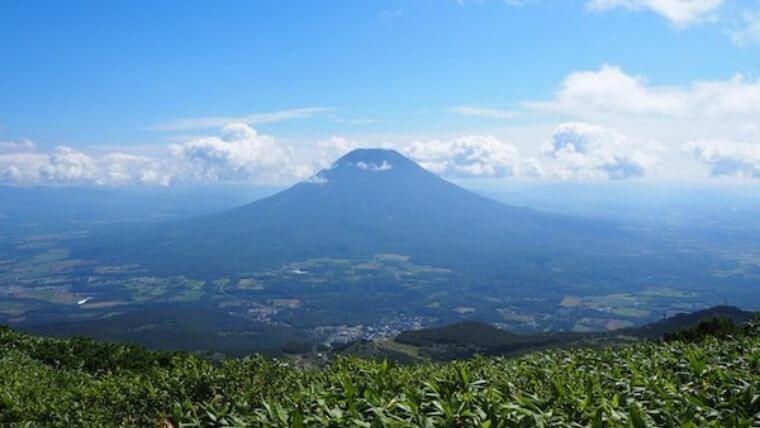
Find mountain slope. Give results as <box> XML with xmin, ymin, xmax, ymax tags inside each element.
<box><xmin>2</xmin><ymin>315</ymin><xmax>758</xmax><ymax>426</ymax></box>
<box><xmin>79</xmin><ymin>149</ymin><xmax>620</xmax><ymax>277</ymax></box>
<box><xmin>629</xmin><ymin>305</ymin><xmax>756</xmax><ymax>338</ymax></box>
<box><xmin>347</xmin><ymin>306</ymin><xmax>758</xmax><ymax>362</ymax></box>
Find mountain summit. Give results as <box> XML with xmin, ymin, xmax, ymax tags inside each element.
<box><xmin>331</xmin><ymin>148</ymin><xmax>417</xmax><ymax>169</ymax></box>
<box><xmin>85</xmin><ymin>149</ymin><xmax>617</xmax><ymax>277</ymax></box>
<box><xmin>309</xmin><ymin>148</ymin><xmax>438</xmax><ymax>185</ymax></box>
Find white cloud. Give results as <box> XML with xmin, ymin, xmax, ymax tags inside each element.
<box><xmin>450</xmin><ymin>106</ymin><xmax>518</xmax><ymax>119</ymax></box>
<box><xmin>528</xmin><ymin>65</ymin><xmax>760</xmax><ymax>118</ymax></box>
<box><xmin>0</xmin><ymin>139</ymin><xmax>36</xmax><ymax>154</ymax></box>
<box><xmin>525</xmin><ymin>122</ymin><xmax>661</xmax><ymax>180</ymax></box>
<box><xmin>354</xmin><ymin>160</ymin><xmax>393</xmax><ymax>172</ymax></box>
<box><xmin>392</xmin><ymin>124</ymin><xmax>659</xmax><ymax>181</ymax></box>
<box><xmin>148</xmin><ymin>107</ymin><xmax>329</xmax><ymax>131</ymax></box>
<box><xmin>169</xmin><ymin>123</ymin><xmax>299</xmax><ymax>184</ymax></box>
<box><xmin>402</xmin><ymin>135</ymin><xmax>521</xmax><ymax>178</ymax></box>
<box><xmin>729</xmin><ymin>8</ymin><xmax>760</xmax><ymax>46</ymax></box>
<box><xmin>586</xmin><ymin>0</ymin><xmax>724</xmax><ymax>27</ymax></box>
<box><xmin>683</xmin><ymin>139</ymin><xmax>760</xmax><ymax>178</ymax></box>
<box><xmin>0</xmin><ymin>151</ymin><xmax>51</xmax><ymax>184</ymax></box>
<box><xmin>0</xmin><ymin>143</ymin><xmax>170</xmax><ymax>186</ymax></box>
<box><xmin>313</xmin><ymin>137</ymin><xmax>363</xmax><ymax>170</ymax></box>
<box><xmin>0</xmin><ymin>124</ymin><xmax>302</xmax><ymax>186</ymax></box>
<box><xmin>304</xmin><ymin>173</ymin><xmax>329</xmax><ymax>185</ymax></box>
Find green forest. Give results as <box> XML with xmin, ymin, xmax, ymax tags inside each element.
<box><xmin>1</xmin><ymin>316</ymin><xmax>759</xmax><ymax>427</ymax></box>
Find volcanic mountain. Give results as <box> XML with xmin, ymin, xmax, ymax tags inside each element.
<box><xmin>83</xmin><ymin>149</ymin><xmax>619</xmax><ymax>277</ymax></box>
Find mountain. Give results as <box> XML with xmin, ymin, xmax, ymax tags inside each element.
<box><xmin>79</xmin><ymin>149</ymin><xmax>619</xmax><ymax>277</ymax></box>
<box><xmin>396</xmin><ymin>320</ymin><xmax>523</xmax><ymax>348</ymax></box>
<box><xmin>628</xmin><ymin>305</ymin><xmax>755</xmax><ymax>338</ymax></box>
<box><xmin>344</xmin><ymin>306</ymin><xmax>758</xmax><ymax>362</ymax></box>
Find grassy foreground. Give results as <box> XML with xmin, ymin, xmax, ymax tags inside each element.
<box><xmin>1</xmin><ymin>321</ymin><xmax>759</xmax><ymax>427</ymax></box>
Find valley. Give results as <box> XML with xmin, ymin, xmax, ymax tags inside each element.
<box><xmin>1</xmin><ymin>151</ymin><xmax>758</xmax><ymax>356</ymax></box>
<box><xmin>1</xmin><ymin>221</ymin><xmax>757</xmax><ymax>355</ymax></box>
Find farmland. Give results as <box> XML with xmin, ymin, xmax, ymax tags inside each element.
<box><xmin>1</xmin><ymin>214</ymin><xmax>759</xmax><ymax>355</ymax></box>
<box><xmin>1</xmin><ymin>227</ymin><xmax>759</xmax><ymax>354</ymax></box>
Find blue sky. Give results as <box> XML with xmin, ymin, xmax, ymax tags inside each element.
<box><xmin>1</xmin><ymin>0</ymin><xmax>759</xmax><ymax>186</ymax></box>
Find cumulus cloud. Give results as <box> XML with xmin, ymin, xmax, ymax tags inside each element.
<box><xmin>525</xmin><ymin>123</ymin><xmax>661</xmax><ymax>180</ymax></box>
<box><xmin>169</xmin><ymin>123</ymin><xmax>299</xmax><ymax>184</ymax></box>
<box><xmin>0</xmin><ymin>120</ymin><xmax>733</xmax><ymax>185</ymax></box>
<box><xmin>528</xmin><ymin>65</ymin><xmax>760</xmax><ymax>118</ymax></box>
<box><xmin>402</xmin><ymin>136</ymin><xmax>521</xmax><ymax>178</ymax></box>
<box><xmin>682</xmin><ymin>139</ymin><xmax>760</xmax><ymax>179</ymax></box>
<box><xmin>313</xmin><ymin>137</ymin><xmax>363</xmax><ymax>170</ymax></box>
<box><xmin>586</xmin><ymin>0</ymin><xmax>724</xmax><ymax>27</ymax></box>
<box><xmin>0</xmin><ymin>150</ymin><xmax>51</xmax><ymax>184</ymax></box>
<box><xmin>394</xmin><ymin>125</ymin><xmax>659</xmax><ymax>181</ymax></box>
<box><xmin>0</xmin><ymin>124</ymin><xmax>302</xmax><ymax>186</ymax></box>
<box><xmin>0</xmin><ymin>143</ymin><xmax>170</xmax><ymax>186</ymax></box>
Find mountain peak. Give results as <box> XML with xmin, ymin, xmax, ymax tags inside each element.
<box><xmin>304</xmin><ymin>147</ymin><xmax>436</xmax><ymax>186</ymax></box>
<box><xmin>89</xmin><ymin>145</ymin><xmax>616</xmax><ymax>278</ymax></box>
<box><xmin>338</xmin><ymin>148</ymin><xmax>404</xmax><ymax>162</ymax></box>
<box><xmin>333</xmin><ymin>148</ymin><xmax>417</xmax><ymax>171</ymax></box>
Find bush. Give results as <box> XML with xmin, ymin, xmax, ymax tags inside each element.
<box><xmin>663</xmin><ymin>317</ymin><xmax>739</xmax><ymax>343</ymax></box>
<box><xmin>1</xmin><ymin>324</ymin><xmax>759</xmax><ymax>426</ymax></box>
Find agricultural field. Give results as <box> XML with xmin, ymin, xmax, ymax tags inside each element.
<box><xmin>0</xmin><ymin>224</ymin><xmax>758</xmax><ymax>353</ymax></box>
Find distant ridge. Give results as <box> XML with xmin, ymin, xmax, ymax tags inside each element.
<box><xmin>80</xmin><ymin>148</ymin><xmax>621</xmax><ymax>277</ymax></box>
<box><xmin>629</xmin><ymin>305</ymin><xmax>755</xmax><ymax>338</ymax></box>
<box><xmin>360</xmin><ymin>306</ymin><xmax>757</xmax><ymax>361</ymax></box>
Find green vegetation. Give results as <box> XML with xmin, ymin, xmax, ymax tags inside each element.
<box><xmin>2</xmin><ymin>224</ymin><xmax>757</xmax><ymax>352</ymax></box>
<box><xmin>2</xmin><ymin>317</ymin><xmax>759</xmax><ymax>427</ymax></box>
<box><xmin>663</xmin><ymin>316</ymin><xmax>742</xmax><ymax>343</ymax></box>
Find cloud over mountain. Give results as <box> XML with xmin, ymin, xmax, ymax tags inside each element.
<box><xmin>0</xmin><ymin>122</ymin><xmax>664</xmax><ymax>186</ymax></box>
<box><xmin>0</xmin><ymin>118</ymin><xmax>746</xmax><ymax>186</ymax></box>
<box><xmin>313</xmin><ymin>137</ymin><xmax>366</xmax><ymax>170</ymax></box>
<box><xmin>403</xmin><ymin>136</ymin><xmax>521</xmax><ymax>178</ymax></box>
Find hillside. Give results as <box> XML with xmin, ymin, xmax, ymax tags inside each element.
<box><xmin>392</xmin><ymin>320</ymin><xmax>588</xmax><ymax>360</ymax></box>
<box><xmin>77</xmin><ymin>149</ymin><xmax>620</xmax><ymax>277</ymax></box>
<box><xmin>348</xmin><ymin>306</ymin><xmax>756</xmax><ymax>361</ymax></box>
<box><xmin>24</xmin><ymin>304</ymin><xmax>309</xmax><ymax>356</ymax></box>
<box><xmin>1</xmin><ymin>316</ymin><xmax>758</xmax><ymax>426</ymax></box>
<box><xmin>627</xmin><ymin>305</ymin><xmax>755</xmax><ymax>338</ymax></box>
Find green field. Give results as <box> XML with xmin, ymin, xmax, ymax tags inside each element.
<box><xmin>1</xmin><ymin>318</ymin><xmax>758</xmax><ymax>426</ymax></box>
